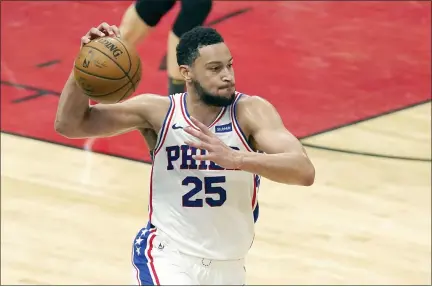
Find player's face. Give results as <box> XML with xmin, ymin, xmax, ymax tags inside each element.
<box><xmin>190</xmin><ymin>43</ymin><xmax>236</xmax><ymax>107</ymax></box>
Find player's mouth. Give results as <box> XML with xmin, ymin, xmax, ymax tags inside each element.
<box><xmin>219</xmin><ymin>85</ymin><xmax>234</xmax><ymax>91</ymax></box>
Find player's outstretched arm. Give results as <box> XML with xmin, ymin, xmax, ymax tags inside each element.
<box><xmin>55</xmin><ymin>75</ymin><xmax>159</xmax><ymax>139</ymax></box>
<box><xmin>235</xmin><ymin>96</ymin><xmax>315</xmax><ymax>185</ymax></box>
<box><xmin>184</xmin><ymin>96</ymin><xmax>315</xmax><ymax>186</ymax></box>
<box><xmin>55</xmin><ymin>22</ymin><xmax>164</xmax><ymax>139</ymax></box>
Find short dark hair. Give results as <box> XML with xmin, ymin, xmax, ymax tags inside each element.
<box><xmin>176</xmin><ymin>26</ymin><xmax>224</xmax><ymax>66</ymax></box>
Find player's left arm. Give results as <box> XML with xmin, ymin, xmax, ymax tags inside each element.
<box><xmin>235</xmin><ymin>96</ymin><xmax>315</xmax><ymax>185</ymax></box>
<box><xmin>184</xmin><ymin>96</ymin><xmax>315</xmax><ymax>186</ymax></box>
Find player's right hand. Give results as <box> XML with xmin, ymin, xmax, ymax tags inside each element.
<box><xmin>81</xmin><ymin>22</ymin><xmax>121</xmax><ymax>47</ymax></box>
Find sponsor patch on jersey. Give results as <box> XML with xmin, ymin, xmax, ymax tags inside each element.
<box><xmin>215</xmin><ymin>123</ymin><xmax>232</xmax><ymax>133</ymax></box>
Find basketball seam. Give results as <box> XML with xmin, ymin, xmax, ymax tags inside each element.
<box><xmin>84</xmin><ymin>66</ymin><xmax>137</xmax><ymax>97</ymax></box>
<box><xmin>110</xmin><ymin>37</ymin><xmax>132</xmax><ymax>74</ymax></box>
<box><xmin>117</xmin><ymin>60</ymin><xmax>141</xmax><ymax>102</ymax></box>
<box><xmin>110</xmin><ymin>38</ymin><xmax>137</xmax><ymax>92</ymax></box>
<box><xmin>84</xmin><ymin>46</ymin><xmax>134</xmax><ymax>88</ymax></box>
<box><xmin>84</xmin><ymin>80</ymin><xmax>130</xmax><ymax>97</ymax></box>
<box><xmin>74</xmin><ymin>64</ymin><xmax>127</xmax><ymax>81</ymax></box>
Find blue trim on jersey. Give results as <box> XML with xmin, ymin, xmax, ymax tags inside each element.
<box><xmin>153</xmin><ymin>95</ymin><xmax>173</xmax><ymax>154</ymax></box>
<box><xmin>253</xmin><ymin>202</ymin><xmax>260</xmax><ymax>223</ymax></box>
<box><xmin>255</xmin><ymin>174</ymin><xmax>261</xmax><ymax>189</ymax></box>
<box><xmin>233</xmin><ymin>94</ymin><xmax>254</xmax><ymax>151</ymax></box>
<box><xmin>132</xmin><ymin>227</ymin><xmax>155</xmax><ymax>285</ymax></box>
<box><xmin>146</xmin><ymin>221</ymin><xmax>155</xmax><ymax>229</ymax></box>
<box><xmin>182</xmin><ymin>92</ymin><xmax>191</xmax><ymax>118</ymax></box>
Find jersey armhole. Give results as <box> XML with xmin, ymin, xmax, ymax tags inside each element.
<box><xmin>231</xmin><ymin>93</ymin><xmax>255</xmax><ymax>152</ymax></box>
<box><xmin>153</xmin><ymin>95</ymin><xmax>175</xmax><ymax>156</ymax></box>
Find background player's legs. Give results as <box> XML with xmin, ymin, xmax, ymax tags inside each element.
<box><xmin>120</xmin><ymin>0</ymin><xmax>213</xmax><ymax>95</ymax></box>
<box><xmin>166</xmin><ymin>31</ymin><xmax>184</xmax><ymax>94</ymax></box>
<box><xmin>167</xmin><ymin>0</ymin><xmax>213</xmax><ymax>95</ymax></box>
<box><xmin>119</xmin><ymin>4</ymin><xmax>150</xmax><ymax>46</ymax></box>
<box><xmin>119</xmin><ymin>0</ymin><xmax>176</xmax><ymax>47</ymax></box>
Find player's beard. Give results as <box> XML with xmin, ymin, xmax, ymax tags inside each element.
<box><xmin>192</xmin><ymin>79</ymin><xmax>235</xmax><ymax>107</ymax></box>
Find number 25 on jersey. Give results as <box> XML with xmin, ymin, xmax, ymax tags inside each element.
<box><xmin>182</xmin><ymin>176</ymin><xmax>227</xmax><ymax>207</ymax></box>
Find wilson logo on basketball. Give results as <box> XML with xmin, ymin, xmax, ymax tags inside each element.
<box><xmin>97</xmin><ymin>38</ymin><xmax>124</xmax><ymax>59</ymax></box>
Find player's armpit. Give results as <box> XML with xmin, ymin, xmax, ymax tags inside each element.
<box><xmin>56</xmin><ymin>93</ymin><xmax>169</xmax><ymax>139</ymax></box>
<box><xmin>236</xmin><ymin>96</ymin><xmax>315</xmax><ymax>186</ymax></box>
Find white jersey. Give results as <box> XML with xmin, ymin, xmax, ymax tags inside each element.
<box><xmin>148</xmin><ymin>92</ymin><xmax>260</xmax><ymax>260</ymax></box>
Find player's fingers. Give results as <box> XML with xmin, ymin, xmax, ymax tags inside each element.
<box><xmin>192</xmin><ymin>154</ymin><xmax>212</xmax><ymax>161</ymax></box>
<box><xmin>184</xmin><ymin>140</ymin><xmax>213</xmax><ymax>151</ymax></box>
<box><xmin>87</xmin><ymin>27</ymin><xmax>105</xmax><ymax>39</ymax></box>
<box><xmin>189</xmin><ymin>116</ymin><xmax>213</xmax><ymax>137</ymax></box>
<box><xmin>111</xmin><ymin>25</ymin><xmax>121</xmax><ymax>38</ymax></box>
<box><xmin>98</xmin><ymin>22</ymin><xmax>114</xmax><ymax>36</ymax></box>
<box><xmin>81</xmin><ymin>36</ymin><xmax>91</xmax><ymax>46</ymax></box>
<box><xmin>184</xmin><ymin>126</ymin><xmax>212</xmax><ymax>142</ymax></box>
<box><xmin>185</xmin><ymin>140</ymin><xmax>198</xmax><ymax>149</ymax></box>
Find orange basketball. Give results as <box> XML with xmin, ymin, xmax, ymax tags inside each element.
<box><xmin>73</xmin><ymin>36</ymin><xmax>142</xmax><ymax>104</ymax></box>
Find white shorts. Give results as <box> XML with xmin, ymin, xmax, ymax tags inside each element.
<box><xmin>131</xmin><ymin>225</ymin><xmax>246</xmax><ymax>285</ymax></box>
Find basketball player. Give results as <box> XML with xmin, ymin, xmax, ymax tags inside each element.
<box><xmin>55</xmin><ymin>22</ymin><xmax>315</xmax><ymax>285</ymax></box>
<box><xmin>119</xmin><ymin>0</ymin><xmax>212</xmax><ymax>159</ymax></box>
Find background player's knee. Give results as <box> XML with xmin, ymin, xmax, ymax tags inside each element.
<box><xmin>172</xmin><ymin>0</ymin><xmax>213</xmax><ymax>38</ymax></box>
<box><xmin>135</xmin><ymin>0</ymin><xmax>176</xmax><ymax>27</ymax></box>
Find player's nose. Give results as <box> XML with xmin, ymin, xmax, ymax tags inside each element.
<box><xmin>221</xmin><ymin>71</ymin><xmax>234</xmax><ymax>83</ymax></box>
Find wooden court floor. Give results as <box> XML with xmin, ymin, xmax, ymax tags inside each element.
<box><xmin>1</xmin><ymin>102</ymin><xmax>431</xmax><ymax>285</ymax></box>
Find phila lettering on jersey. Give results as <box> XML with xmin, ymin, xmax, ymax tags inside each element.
<box><xmin>148</xmin><ymin>92</ymin><xmax>260</xmax><ymax>260</ymax></box>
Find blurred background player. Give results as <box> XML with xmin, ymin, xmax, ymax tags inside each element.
<box><xmin>87</xmin><ymin>0</ymin><xmax>213</xmax><ymax>159</ymax></box>
<box><xmin>119</xmin><ymin>0</ymin><xmax>213</xmax><ymax>96</ymax></box>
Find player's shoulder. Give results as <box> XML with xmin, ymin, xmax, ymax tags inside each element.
<box><xmin>234</xmin><ymin>92</ymin><xmax>278</xmax><ymax>130</ymax></box>
<box><xmin>234</xmin><ymin>93</ymin><xmax>274</xmax><ymax>133</ymax></box>
<box><xmin>118</xmin><ymin>93</ymin><xmax>172</xmax><ymax>124</ymax></box>
<box><xmin>235</xmin><ymin>92</ymin><xmax>273</xmax><ymax>110</ymax></box>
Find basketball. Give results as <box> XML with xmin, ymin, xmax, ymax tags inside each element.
<box><xmin>73</xmin><ymin>36</ymin><xmax>142</xmax><ymax>104</ymax></box>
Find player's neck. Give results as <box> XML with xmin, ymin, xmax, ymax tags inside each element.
<box><xmin>185</xmin><ymin>91</ymin><xmax>224</xmax><ymax>127</ymax></box>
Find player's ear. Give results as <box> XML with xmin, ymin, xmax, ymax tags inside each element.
<box><xmin>179</xmin><ymin>65</ymin><xmax>192</xmax><ymax>82</ymax></box>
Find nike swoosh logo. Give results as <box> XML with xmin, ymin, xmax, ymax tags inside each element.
<box><xmin>172</xmin><ymin>124</ymin><xmax>183</xmax><ymax>130</ymax></box>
